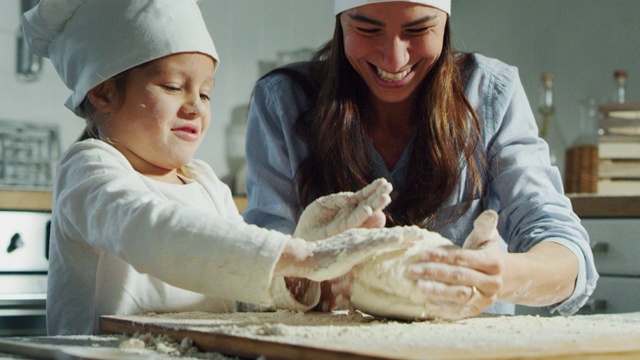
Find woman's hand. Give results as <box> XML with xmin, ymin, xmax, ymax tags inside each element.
<box><xmin>405</xmin><ymin>210</ymin><xmax>504</xmax><ymax>319</ymax></box>
<box><xmin>293</xmin><ymin>178</ymin><xmax>391</xmax><ymax>241</ymax></box>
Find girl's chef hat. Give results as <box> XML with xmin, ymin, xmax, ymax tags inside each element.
<box><xmin>334</xmin><ymin>0</ymin><xmax>451</xmax><ymax>15</ymax></box>
<box><xmin>22</xmin><ymin>0</ymin><xmax>219</xmax><ymax>116</ymax></box>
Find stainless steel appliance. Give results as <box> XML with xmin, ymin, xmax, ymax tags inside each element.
<box><xmin>0</xmin><ymin>210</ymin><xmax>51</xmax><ymax>336</ymax></box>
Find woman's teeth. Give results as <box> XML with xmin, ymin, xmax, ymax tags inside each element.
<box><xmin>376</xmin><ymin>67</ymin><xmax>411</xmax><ymax>81</ymax></box>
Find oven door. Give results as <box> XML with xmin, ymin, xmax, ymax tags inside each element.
<box><xmin>0</xmin><ymin>211</ymin><xmax>50</xmax><ymax>336</ymax></box>
<box><xmin>0</xmin><ymin>275</ymin><xmax>47</xmax><ymax>336</ymax></box>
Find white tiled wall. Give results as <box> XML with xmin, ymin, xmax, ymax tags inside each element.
<box><xmin>1</xmin><ymin>1</ymin><xmax>82</xmax><ymax>157</ymax></box>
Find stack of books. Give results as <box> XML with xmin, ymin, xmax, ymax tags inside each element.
<box><xmin>596</xmin><ymin>102</ymin><xmax>640</xmax><ymax>195</ymax></box>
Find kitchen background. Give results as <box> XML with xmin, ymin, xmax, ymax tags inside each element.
<box><xmin>2</xmin><ymin>0</ymin><xmax>640</xmax><ymax>186</ymax></box>
<box><xmin>1</xmin><ymin>0</ymin><xmax>640</xmax><ymax>337</ymax></box>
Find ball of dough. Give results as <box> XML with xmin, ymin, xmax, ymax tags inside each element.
<box><xmin>350</xmin><ymin>230</ymin><xmax>457</xmax><ymax>320</ymax></box>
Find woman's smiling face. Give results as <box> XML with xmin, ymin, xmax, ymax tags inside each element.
<box><xmin>340</xmin><ymin>2</ymin><xmax>447</xmax><ymax>105</ymax></box>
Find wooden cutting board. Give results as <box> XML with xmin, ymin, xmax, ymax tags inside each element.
<box><xmin>101</xmin><ymin>311</ymin><xmax>640</xmax><ymax>359</ymax></box>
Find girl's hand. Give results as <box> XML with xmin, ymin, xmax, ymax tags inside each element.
<box><xmin>276</xmin><ymin>226</ymin><xmax>423</xmax><ymax>282</ymax></box>
<box><xmin>283</xmin><ymin>178</ymin><xmax>392</xmax><ymax>310</ymax></box>
<box><xmin>293</xmin><ymin>178</ymin><xmax>391</xmax><ymax>241</ymax></box>
<box><xmin>405</xmin><ymin>210</ymin><xmax>504</xmax><ymax>319</ymax></box>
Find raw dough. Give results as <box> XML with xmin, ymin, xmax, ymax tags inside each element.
<box><xmin>350</xmin><ymin>230</ymin><xmax>457</xmax><ymax>320</ymax></box>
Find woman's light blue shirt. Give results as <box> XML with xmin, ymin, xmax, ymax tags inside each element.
<box><xmin>243</xmin><ymin>53</ymin><xmax>598</xmax><ymax>316</ymax></box>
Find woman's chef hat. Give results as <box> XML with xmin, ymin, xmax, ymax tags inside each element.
<box><xmin>22</xmin><ymin>0</ymin><xmax>219</xmax><ymax>116</ymax></box>
<box><xmin>334</xmin><ymin>0</ymin><xmax>451</xmax><ymax>15</ymax></box>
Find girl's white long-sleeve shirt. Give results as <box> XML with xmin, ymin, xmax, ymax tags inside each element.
<box><xmin>47</xmin><ymin>139</ymin><xmax>291</xmax><ymax>335</ymax></box>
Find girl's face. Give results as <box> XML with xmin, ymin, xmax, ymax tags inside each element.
<box><xmin>99</xmin><ymin>53</ymin><xmax>215</xmax><ymax>183</ymax></box>
<box><xmin>340</xmin><ymin>3</ymin><xmax>446</xmax><ymax>105</ymax></box>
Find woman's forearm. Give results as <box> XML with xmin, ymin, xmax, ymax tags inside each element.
<box><xmin>500</xmin><ymin>242</ymin><xmax>579</xmax><ymax>307</ymax></box>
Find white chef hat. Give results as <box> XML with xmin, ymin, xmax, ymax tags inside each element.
<box><xmin>334</xmin><ymin>0</ymin><xmax>451</xmax><ymax>16</ymax></box>
<box><xmin>22</xmin><ymin>0</ymin><xmax>219</xmax><ymax>116</ymax></box>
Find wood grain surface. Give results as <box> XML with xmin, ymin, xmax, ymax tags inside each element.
<box><xmin>0</xmin><ymin>190</ymin><xmax>52</xmax><ymax>211</ymax></box>
<box><xmin>100</xmin><ymin>311</ymin><xmax>640</xmax><ymax>360</ymax></box>
<box><xmin>2</xmin><ymin>190</ymin><xmax>638</xmax><ymax>218</ymax></box>
<box><xmin>568</xmin><ymin>194</ymin><xmax>640</xmax><ymax>218</ymax></box>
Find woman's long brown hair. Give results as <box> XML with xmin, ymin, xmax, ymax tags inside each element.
<box><xmin>294</xmin><ymin>18</ymin><xmax>485</xmax><ymax>228</ymax></box>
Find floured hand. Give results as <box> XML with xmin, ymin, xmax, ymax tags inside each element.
<box><xmin>349</xmin><ymin>210</ymin><xmax>503</xmax><ymax>320</ymax></box>
<box><xmin>293</xmin><ymin>178</ymin><xmax>392</xmax><ymax>242</ymax></box>
<box><xmin>406</xmin><ymin>210</ymin><xmax>503</xmax><ymax>319</ymax></box>
<box><xmin>275</xmin><ymin>226</ymin><xmax>424</xmax><ymax>282</ymax></box>
<box><xmin>463</xmin><ymin>209</ymin><xmax>500</xmax><ymax>250</ymax></box>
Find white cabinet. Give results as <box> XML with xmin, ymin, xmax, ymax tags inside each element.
<box><xmin>584</xmin><ymin>219</ymin><xmax>640</xmax><ymax>276</ymax></box>
<box><xmin>516</xmin><ymin>217</ymin><xmax>640</xmax><ymax>316</ymax></box>
<box><xmin>581</xmin><ymin>219</ymin><xmax>640</xmax><ymax>313</ymax></box>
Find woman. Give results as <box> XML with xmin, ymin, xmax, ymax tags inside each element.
<box><xmin>243</xmin><ymin>0</ymin><xmax>598</xmax><ymax>317</ymax></box>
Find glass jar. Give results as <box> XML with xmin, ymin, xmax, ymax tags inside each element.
<box><xmin>564</xmin><ymin>98</ymin><xmax>599</xmax><ymax>193</ymax></box>
<box><xmin>538</xmin><ymin>73</ymin><xmax>566</xmax><ymax>169</ymax></box>
<box><xmin>613</xmin><ymin>70</ymin><xmax>627</xmax><ymax>104</ymax></box>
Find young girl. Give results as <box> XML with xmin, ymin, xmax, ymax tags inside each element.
<box><xmin>22</xmin><ymin>0</ymin><xmax>423</xmax><ymax>335</ymax></box>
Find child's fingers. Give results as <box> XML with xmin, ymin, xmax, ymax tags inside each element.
<box><xmin>313</xmin><ymin>192</ymin><xmax>355</xmax><ymax>211</ymax></box>
<box><xmin>365</xmin><ymin>191</ymin><xmax>391</xmax><ymax>212</ymax></box>
<box><xmin>463</xmin><ymin>210</ymin><xmax>499</xmax><ymax>249</ymax></box>
<box><xmin>355</xmin><ymin>178</ymin><xmax>391</xmax><ymax>202</ymax></box>
<box><xmin>328</xmin><ymin>204</ymin><xmax>374</xmax><ymax>234</ymax></box>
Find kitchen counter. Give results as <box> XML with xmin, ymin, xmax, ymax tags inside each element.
<box><xmin>567</xmin><ymin>194</ymin><xmax>640</xmax><ymax>218</ymax></box>
<box><xmin>98</xmin><ymin>311</ymin><xmax>640</xmax><ymax>359</ymax></box>
<box><xmin>233</xmin><ymin>194</ymin><xmax>640</xmax><ymax>218</ymax></box>
<box><xmin>0</xmin><ymin>334</ymin><xmax>231</xmax><ymax>359</ymax></box>
<box><xmin>3</xmin><ymin>311</ymin><xmax>640</xmax><ymax>359</ymax></box>
<box><xmin>0</xmin><ymin>190</ymin><xmax>52</xmax><ymax>211</ymax></box>
<box><xmin>3</xmin><ymin>190</ymin><xmax>638</xmax><ymax>218</ymax></box>
<box><xmin>0</xmin><ymin>190</ymin><xmax>249</xmax><ymax>214</ymax></box>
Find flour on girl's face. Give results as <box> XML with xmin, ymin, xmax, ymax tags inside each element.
<box><xmin>98</xmin><ymin>53</ymin><xmax>215</xmax><ymax>184</ymax></box>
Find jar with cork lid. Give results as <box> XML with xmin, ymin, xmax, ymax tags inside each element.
<box><xmin>613</xmin><ymin>70</ymin><xmax>627</xmax><ymax>104</ymax></box>
<box><xmin>564</xmin><ymin>98</ymin><xmax>599</xmax><ymax>194</ymax></box>
<box><xmin>538</xmin><ymin>72</ymin><xmax>566</xmax><ymax>169</ymax></box>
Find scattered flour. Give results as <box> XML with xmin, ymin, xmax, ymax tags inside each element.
<box><xmin>0</xmin><ymin>333</ymin><xmax>242</xmax><ymax>360</ymax></box>
<box><xmin>117</xmin><ymin>331</ymin><xmax>240</xmax><ymax>359</ymax></box>
<box><xmin>108</xmin><ymin>310</ymin><xmax>640</xmax><ymax>359</ymax></box>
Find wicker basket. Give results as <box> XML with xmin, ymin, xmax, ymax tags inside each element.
<box><xmin>565</xmin><ymin>144</ymin><xmax>598</xmax><ymax>194</ymax></box>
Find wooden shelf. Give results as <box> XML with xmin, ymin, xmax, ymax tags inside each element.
<box><xmin>2</xmin><ymin>192</ymin><xmax>635</xmax><ymax>219</ymax></box>
<box><xmin>569</xmin><ymin>194</ymin><xmax>640</xmax><ymax>218</ymax></box>
<box><xmin>599</xmin><ymin>102</ymin><xmax>640</xmax><ymax>119</ymax></box>
<box><xmin>233</xmin><ymin>196</ymin><xmax>248</xmax><ymax>212</ymax></box>
<box><xmin>0</xmin><ymin>190</ymin><xmax>52</xmax><ymax>211</ymax></box>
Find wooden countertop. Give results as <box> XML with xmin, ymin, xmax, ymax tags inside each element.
<box><xmin>97</xmin><ymin>311</ymin><xmax>640</xmax><ymax>359</ymax></box>
<box><xmin>567</xmin><ymin>194</ymin><xmax>640</xmax><ymax>218</ymax></box>
<box><xmin>2</xmin><ymin>190</ymin><xmax>638</xmax><ymax>219</ymax></box>
<box><xmin>233</xmin><ymin>195</ymin><xmax>640</xmax><ymax>219</ymax></box>
<box><xmin>2</xmin><ymin>311</ymin><xmax>640</xmax><ymax>359</ymax></box>
<box><xmin>0</xmin><ymin>189</ymin><xmax>53</xmax><ymax>211</ymax></box>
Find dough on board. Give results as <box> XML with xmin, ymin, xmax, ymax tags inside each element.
<box><xmin>350</xmin><ymin>230</ymin><xmax>457</xmax><ymax>320</ymax></box>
